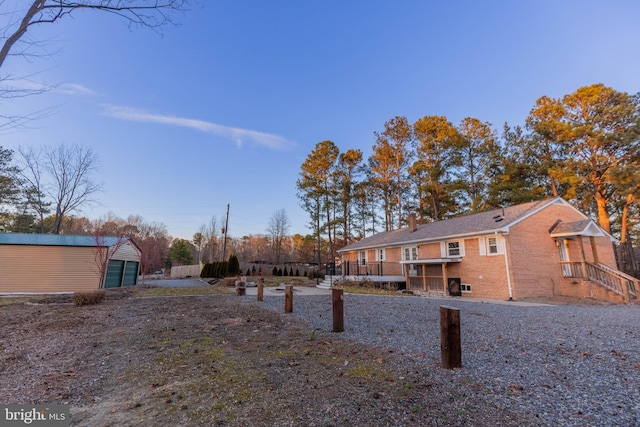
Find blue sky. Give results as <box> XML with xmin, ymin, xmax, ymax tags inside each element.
<box><xmin>1</xmin><ymin>1</ymin><xmax>639</xmax><ymax>239</ymax></box>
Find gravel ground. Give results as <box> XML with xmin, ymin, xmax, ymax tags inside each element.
<box><xmin>249</xmin><ymin>293</ymin><xmax>640</xmax><ymax>426</ymax></box>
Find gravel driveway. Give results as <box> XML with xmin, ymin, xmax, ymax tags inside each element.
<box><xmin>250</xmin><ymin>294</ymin><xmax>640</xmax><ymax>426</ymax></box>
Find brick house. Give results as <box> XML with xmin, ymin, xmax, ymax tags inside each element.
<box><xmin>337</xmin><ymin>198</ymin><xmax>638</xmax><ymax>303</ymax></box>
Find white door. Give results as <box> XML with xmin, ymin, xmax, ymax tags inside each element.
<box><xmin>403</xmin><ymin>247</ymin><xmax>418</xmax><ymax>276</ymax></box>
<box><xmin>558</xmin><ymin>239</ymin><xmax>572</xmax><ymax>276</ymax></box>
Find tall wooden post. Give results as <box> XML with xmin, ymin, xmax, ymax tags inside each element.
<box><xmin>440</xmin><ymin>306</ymin><xmax>462</xmax><ymax>369</ymax></box>
<box><xmin>284</xmin><ymin>285</ymin><xmax>293</xmax><ymax>313</ymax></box>
<box><xmin>578</xmin><ymin>237</ymin><xmax>588</xmax><ymax>277</ymax></box>
<box><xmin>257</xmin><ymin>277</ymin><xmax>264</xmax><ymax>302</ymax></box>
<box><xmin>332</xmin><ymin>288</ymin><xmax>344</xmax><ymax>332</ymax></box>
<box><xmin>589</xmin><ymin>236</ymin><xmax>599</xmax><ymax>264</ymax></box>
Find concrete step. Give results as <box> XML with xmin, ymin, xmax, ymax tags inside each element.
<box><xmin>316</xmin><ymin>280</ymin><xmax>333</xmax><ymax>289</ymax></box>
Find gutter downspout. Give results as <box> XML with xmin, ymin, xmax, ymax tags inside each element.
<box><xmin>500</xmin><ymin>233</ymin><xmax>513</xmax><ymax>300</ymax></box>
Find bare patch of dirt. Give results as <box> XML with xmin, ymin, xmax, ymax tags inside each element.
<box><xmin>0</xmin><ymin>292</ymin><xmax>542</xmax><ymax>426</ymax></box>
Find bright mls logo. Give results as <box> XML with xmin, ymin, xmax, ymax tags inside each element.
<box><xmin>1</xmin><ymin>405</ymin><xmax>69</xmax><ymax>426</ymax></box>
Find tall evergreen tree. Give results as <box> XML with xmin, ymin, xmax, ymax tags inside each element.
<box><xmin>411</xmin><ymin>115</ymin><xmax>459</xmax><ymax>221</ymax></box>
<box><xmin>332</xmin><ymin>149</ymin><xmax>364</xmax><ymax>246</ymax></box>
<box><xmin>451</xmin><ymin>118</ymin><xmax>500</xmax><ymax>213</ymax></box>
<box><xmin>527</xmin><ymin>84</ymin><xmax>640</xmax><ymax>233</ymax></box>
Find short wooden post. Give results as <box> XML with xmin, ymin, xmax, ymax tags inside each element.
<box><xmin>257</xmin><ymin>277</ymin><xmax>264</xmax><ymax>302</ymax></box>
<box><xmin>284</xmin><ymin>285</ymin><xmax>293</xmax><ymax>313</ymax></box>
<box><xmin>332</xmin><ymin>288</ymin><xmax>344</xmax><ymax>332</ymax></box>
<box><xmin>235</xmin><ymin>280</ymin><xmax>246</xmax><ymax>296</ymax></box>
<box><xmin>440</xmin><ymin>305</ymin><xmax>461</xmax><ymax>369</ymax></box>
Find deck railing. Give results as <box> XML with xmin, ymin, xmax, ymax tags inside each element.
<box><xmin>340</xmin><ymin>260</ymin><xmax>402</xmax><ymax>277</ymax></box>
<box><xmin>585</xmin><ymin>262</ymin><xmax>638</xmax><ymax>301</ymax></box>
<box><xmin>560</xmin><ymin>261</ymin><xmax>638</xmax><ymax>301</ymax></box>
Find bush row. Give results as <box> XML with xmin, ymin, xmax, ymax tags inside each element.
<box><xmin>200</xmin><ymin>255</ymin><xmax>242</xmax><ymax>278</ymax></box>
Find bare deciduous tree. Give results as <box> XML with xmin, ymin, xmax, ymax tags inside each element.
<box><xmin>19</xmin><ymin>143</ymin><xmax>102</xmax><ymax>234</ymax></box>
<box><xmin>267</xmin><ymin>209</ymin><xmax>290</xmax><ymax>264</ymax></box>
<box><xmin>92</xmin><ymin>232</ymin><xmax>128</xmax><ymax>288</ymax></box>
<box><xmin>0</xmin><ymin>0</ymin><xmax>187</xmax><ymax>127</ymax></box>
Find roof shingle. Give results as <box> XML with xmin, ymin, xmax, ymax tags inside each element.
<box><xmin>340</xmin><ymin>198</ymin><xmax>566</xmax><ymax>252</ymax></box>
<box><xmin>0</xmin><ymin>233</ymin><xmax>126</xmax><ymax>247</ymax></box>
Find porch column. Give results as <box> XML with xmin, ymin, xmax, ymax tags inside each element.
<box><xmin>442</xmin><ymin>262</ymin><xmax>448</xmax><ymax>294</ymax></box>
<box><xmin>404</xmin><ymin>264</ymin><xmax>410</xmax><ymax>289</ymax></box>
<box><xmin>422</xmin><ymin>264</ymin><xmax>427</xmax><ymax>291</ymax></box>
<box><xmin>578</xmin><ymin>237</ymin><xmax>587</xmax><ymax>277</ymax></box>
<box><xmin>589</xmin><ymin>236</ymin><xmax>599</xmax><ymax>264</ymax></box>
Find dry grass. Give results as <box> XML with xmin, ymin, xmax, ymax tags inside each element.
<box><xmin>73</xmin><ymin>290</ymin><xmax>106</xmax><ymax>306</ymax></box>
<box><xmin>0</xmin><ymin>292</ymin><xmax>540</xmax><ymax>426</ymax></box>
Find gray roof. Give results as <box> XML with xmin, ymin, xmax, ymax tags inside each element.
<box><xmin>340</xmin><ymin>198</ymin><xmax>572</xmax><ymax>252</ymax></box>
<box><xmin>549</xmin><ymin>220</ymin><xmax>591</xmax><ymax>234</ymax></box>
<box><xmin>549</xmin><ymin>219</ymin><xmax>604</xmax><ymax>237</ymax></box>
<box><xmin>0</xmin><ymin>233</ymin><xmax>127</xmax><ymax>247</ymax></box>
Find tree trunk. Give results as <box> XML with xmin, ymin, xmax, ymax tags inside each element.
<box><xmin>594</xmin><ymin>191</ymin><xmax>611</xmax><ymax>233</ymax></box>
<box><xmin>620</xmin><ymin>194</ymin><xmax>633</xmax><ymax>243</ymax></box>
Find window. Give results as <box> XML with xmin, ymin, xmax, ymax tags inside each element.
<box><xmin>461</xmin><ymin>283</ymin><xmax>472</xmax><ymax>292</ymax></box>
<box><xmin>447</xmin><ymin>241</ymin><xmax>460</xmax><ymax>256</ymax></box>
<box><xmin>376</xmin><ymin>248</ymin><xmax>385</xmax><ymax>261</ymax></box>
<box><xmin>441</xmin><ymin>240</ymin><xmax>465</xmax><ymax>258</ymax></box>
<box><xmin>358</xmin><ymin>250</ymin><xmax>367</xmax><ymax>265</ymax></box>
<box><xmin>479</xmin><ymin>235</ymin><xmax>504</xmax><ymax>256</ymax></box>
<box><xmin>487</xmin><ymin>237</ymin><xmax>498</xmax><ymax>254</ymax></box>
<box><xmin>403</xmin><ymin>246</ymin><xmax>418</xmax><ymax>261</ymax></box>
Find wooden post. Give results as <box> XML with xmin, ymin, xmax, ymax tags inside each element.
<box><xmin>235</xmin><ymin>280</ymin><xmax>246</xmax><ymax>296</ymax></box>
<box><xmin>440</xmin><ymin>306</ymin><xmax>461</xmax><ymax>369</ymax></box>
<box><xmin>578</xmin><ymin>237</ymin><xmax>588</xmax><ymax>277</ymax></box>
<box><xmin>257</xmin><ymin>277</ymin><xmax>264</xmax><ymax>302</ymax></box>
<box><xmin>589</xmin><ymin>236</ymin><xmax>599</xmax><ymax>264</ymax></box>
<box><xmin>332</xmin><ymin>288</ymin><xmax>344</xmax><ymax>332</ymax></box>
<box><xmin>284</xmin><ymin>285</ymin><xmax>293</xmax><ymax>313</ymax></box>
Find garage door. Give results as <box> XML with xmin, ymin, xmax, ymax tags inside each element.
<box><xmin>104</xmin><ymin>260</ymin><xmax>125</xmax><ymax>288</ymax></box>
<box><xmin>123</xmin><ymin>261</ymin><xmax>139</xmax><ymax>286</ymax></box>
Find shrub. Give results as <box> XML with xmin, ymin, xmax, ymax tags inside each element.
<box><xmin>272</xmin><ymin>266</ymin><xmax>278</xmax><ymax>276</ymax></box>
<box><xmin>295</xmin><ymin>268</ymin><xmax>300</xmax><ymax>276</ymax></box>
<box><xmin>246</xmin><ymin>268</ymin><xmax>251</xmax><ymax>276</ymax></box>
<box><xmin>74</xmin><ymin>290</ymin><xmax>106</xmax><ymax>306</ymax></box>
<box><xmin>304</xmin><ymin>271</ymin><xmax>308</xmax><ymax>277</ymax></box>
<box><xmin>289</xmin><ymin>267</ymin><xmax>294</xmax><ymax>276</ymax></box>
<box><xmin>228</xmin><ymin>254</ymin><xmax>241</xmax><ymax>276</ymax></box>
<box><xmin>277</xmin><ymin>268</ymin><xmax>283</xmax><ymax>276</ymax></box>
<box><xmin>283</xmin><ymin>267</ymin><xmax>288</xmax><ymax>276</ymax></box>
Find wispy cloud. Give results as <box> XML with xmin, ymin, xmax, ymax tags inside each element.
<box><xmin>101</xmin><ymin>104</ymin><xmax>292</xmax><ymax>150</ymax></box>
<box><xmin>56</xmin><ymin>83</ymin><xmax>100</xmax><ymax>96</ymax></box>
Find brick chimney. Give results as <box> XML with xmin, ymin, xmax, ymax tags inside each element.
<box><xmin>408</xmin><ymin>213</ymin><xmax>417</xmax><ymax>232</ymax></box>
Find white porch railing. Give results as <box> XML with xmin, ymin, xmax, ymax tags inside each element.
<box><xmin>560</xmin><ymin>261</ymin><xmax>638</xmax><ymax>301</ymax></box>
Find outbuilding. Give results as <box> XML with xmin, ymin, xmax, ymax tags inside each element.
<box><xmin>0</xmin><ymin>233</ymin><xmax>141</xmax><ymax>293</ymax></box>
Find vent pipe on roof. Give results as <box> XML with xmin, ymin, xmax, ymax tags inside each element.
<box><xmin>409</xmin><ymin>213</ymin><xmax>417</xmax><ymax>232</ymax></box>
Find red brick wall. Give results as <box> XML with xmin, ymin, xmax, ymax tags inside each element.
<box><xmin>340</xmin><ymin>200</ymin><xmax>618</xmax><ymax>301</ymax></box>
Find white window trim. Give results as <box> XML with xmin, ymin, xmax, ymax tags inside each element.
<box><xmin>461</xmin><ymin>283</ymin><xmax>472</xmax><ymax>292</ymax></box>
<box><xmin>358</xmin><ymin>250</ymin><xmax>367</xmax><ymax>265</ymax></box>
<box><xmin>441</xmin><ymin>240</ymin><xmax>465</xmax><ymax>258</ymax></box>
<box><xmin>479</xmin><ymin>235</ymin><xmax>505</xmax><ymax>256</ymax></box>
<box><xmin>376</xmin><ymin>248</ymin><xmax>386</xmax><ymax>261</ymax></box>
<box><xmin>402</xmin><ymin>246</ymin><xmax>418</xmax><ymax>261</ymax></box>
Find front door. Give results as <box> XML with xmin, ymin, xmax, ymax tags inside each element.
<box><xmin>403</xmin><ymin>247</ymin><xmax>418</xmax><ymax>276</ymax></box>
<box><xmin>558</xmin><ymin>239</ymin><xmax>572</xmax><ymax>277</ymax></box>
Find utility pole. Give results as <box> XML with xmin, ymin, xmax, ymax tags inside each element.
<box><xmin>221</xmin><ymin>204</ymin><xmax>230</xmax><ymax>262</ymax></box>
